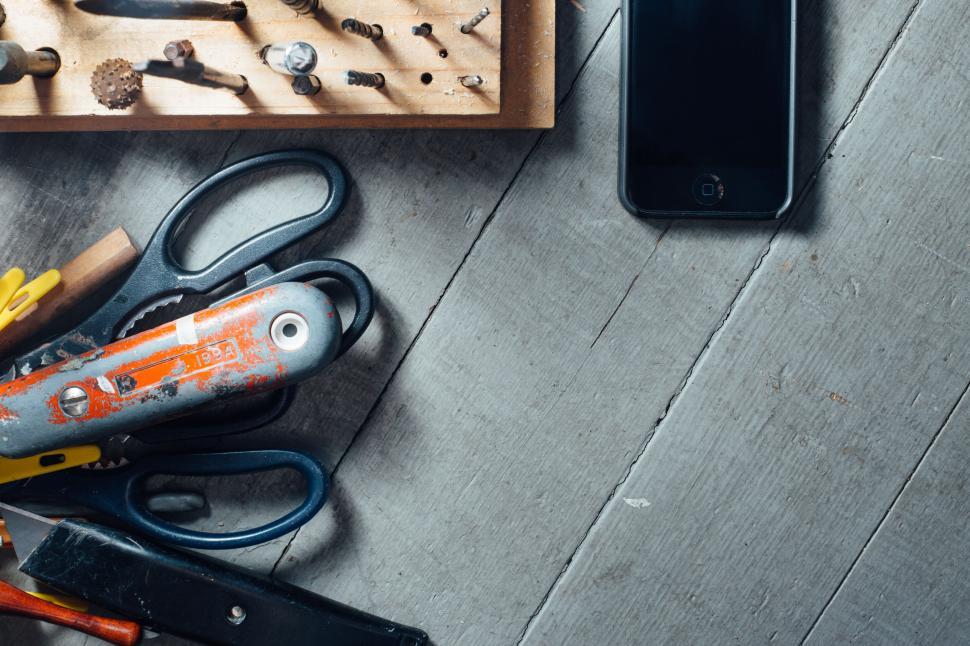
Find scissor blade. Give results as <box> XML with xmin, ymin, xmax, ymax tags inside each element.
<box><xmin>0</xmin><ymin>502</ymin><xmax>56</xmax><ymax>565</ymax></box>
<box><xmin>116</xmin><ymin>293</ymin><xmax>183</xmax><ymax>339</ymax></box>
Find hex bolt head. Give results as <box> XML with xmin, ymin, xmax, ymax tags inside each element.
<box><xmin>291</xmin><ymin>74</ymin><xmax>321</xmax><ymax>96</ymax></box>
<box><xmin>164</xmin><ymin>40</ymin><xmax>194</xmax><ymax>61</ymax></box>
<box><xmin>58</xmin><ymin>386</ymin><xmax>89</xmax><ymax>417</ymax></box>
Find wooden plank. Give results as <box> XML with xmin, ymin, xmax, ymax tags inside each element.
<box><xmin>0</xmin><ymin>0</ymin><xmax>561</xmax><ymax>131</ymax></box>
<box><xmin>805</xmin><ymin>390</ymin><xmax>970</xmax><ymax>645</ymax></box>
<box><xmin>264</xmin><ymin>1</ymin><xmax>927</xmax><ymax>643</ymax></box>
<box><xmin>521</xmin><ymin>1</ymin><xmax>970</xmax><ymax>643</ymax></box>
<box><xmin>0</xmin><ymin>0</ymin><xmax>501</xmax><ymax>121</ymax></box>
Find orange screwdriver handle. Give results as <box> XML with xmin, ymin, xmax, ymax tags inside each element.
<box><xmin>0</xmin><ymin>579</ymin><xmax>141</xmax><ymax>645</ymax></box>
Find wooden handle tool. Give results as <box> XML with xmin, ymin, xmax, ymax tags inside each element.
<box><xmin>0</xmin><ymin>579</ymin><xmax>141</xmax><ymax>645</ymax></box>
<box><xmin>0</xmin><ymin>228</ymin><xmax>139</xmax><ymax>359</ymax></box>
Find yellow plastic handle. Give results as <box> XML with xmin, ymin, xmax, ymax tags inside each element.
<box><xmin>0</xmin><ymin>268</ymin><xmax>61</xmax><ymax>334</ymax></box>
<box><xmin>0</xmin><ymin>268</ymin><xmax>26</xmax><ymax>311</ymax></box>
<box><xmin>0</xmin><ymin>445</ymin><xmax>102</xmax><ymax>485</ymax></box>
<box><xmin>27</xmin><ymin>591</ymin><xmax>90</xmax><ymax>613</ymax></box>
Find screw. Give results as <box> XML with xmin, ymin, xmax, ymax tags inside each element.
<box><xmin>226</xmin><ymin>605</ymin><xmax>246</xmax><ymax>625</ymax></box>
<box><xmin>459</xmin><ymin>7</ymin><xmax>489</xmax><ymax>34</ymax></box>
<box><xmin>458</xmin><ymin>75</ymin><xmax>484</xmax><ymax>88</ymax></box>
<box><xmin>344</xmin><ymin>70</ymin><xmax>385</xmax><ymax>88</ymax></box>
<box><xmin>260</xmin><ymin>41</ymin><xmax>317</xmax><ymax>76</ymax></box>
<box><xmin>291</xmin><ymin>74</ymin><xmax>321</xmax><ymax>96</ymax></box>
<box><xmin>59</xmin><ymin>386</ymin><xmax>89</xmax><ymax>417</ymax></box>
<box><xmin>341</xmin><ymin>17</ymin><xmax>383</xmax><ymax>41</ymax></box>
<box><xmin>411</xmin><ymin>22</ymin><xmax>432</xmax><ymax>37</ymax></box>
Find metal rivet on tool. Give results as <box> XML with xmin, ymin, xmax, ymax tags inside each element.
<box><xmin>458</xmin><ymin>75</ymin><xmax>484</xmax><ymax>88</ymax></box>
<box><xmin>226</xmin><ymin>605</ymin><xmax>247</xmax><ymax>625</ymax></box>
<box><xmin>344</xmin><ymin>70</ymin><xmax>385</xmax><ymax>89</ymax></box>
<box><xmin>459</xmin><ymin>7</ymin><xmax>489</xmax><ymax>34</ymax></box>
<box><xmin>259</xmin><ymin>41</ymin><xmax>318</xmax><ymax>76</ymax></box>
<box><xmin>163</xmin><ymin>40</ymin><xmax>194</xmax><ymax>62</ymax></box>
<box><xmin>341</xmin><ymin>17</ymin><xmax>383</xmax><ymax>41</ymax></box>
<box><xmin>59</xmin><ymin>386</ymin><xmax>90</xmax><ymax>417</ymax></box>
<box><xmin>270</xmin><ymin>312</ymin><xmax>310</xmax><ymax>351</ymax></box>
<box><xmin>411</xmin><ymin>22</ymin><xmax>432</xmax><ymax>37</ymax></box>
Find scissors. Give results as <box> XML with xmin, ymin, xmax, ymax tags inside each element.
<box><xmin>1</xmin><ymin>149</ymin><xmax>374</xmax><ymax>447</ymax></box>
<box><xmin>0</xmin><ymin>447</ymin><xmax>328</xmax><ymax>550</ymax></box>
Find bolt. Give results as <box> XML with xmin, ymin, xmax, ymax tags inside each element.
<box><xmin>260</xmin><ymin>41</ymin><xmax>317</xmax><ymax>76</ymax></box>
<box><xmin>163</xmin><ymin>40</ymin><xmax>194</xmax><ymax>62</ymax></box>
<box><xmin>59</xmin><ymin>386</ymin><xmax>89</xmax><ymax>417</ymax></box>
<box><xmin>458</xmin><ymin>75</ymin><xmax>484</xmax><ymax>88</ymax></box>
<box><xmin>341</xmin><ymin>17</ymin><xmax>383</xmax><ymax>41</ymax></box>
<box><xmin>226</xmin><ymin>605</ymin><xmax>246</xmax><ymax>625</ymax></box>
<box><xmin>291</xmin><ymin>74</ymin><xmax>321</xmax><ymax>96</ymax></box>
<box><xmin>344</xmin><ymin>70</ymin><xmax>384</xmax><ymax>88</ymax></box>
<box><xmin>411</xmin><ymin>22</ymin><xmax>432</xmax><ymax>37</ymax></box>
<box><xmin>280</xmin><ymin>0</ymin><xmax>316</xmax><ymax>14</ymax></box>
<box><xmin>459</xmin><ymin>7</ymin><xmax>490</xmax><ymax>34</ymax></box>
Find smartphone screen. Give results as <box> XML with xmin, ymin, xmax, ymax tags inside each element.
<box><xmin>622</xmin><ymin>0</ymin><xmax>795</xmax><ymax>217</ymax></box>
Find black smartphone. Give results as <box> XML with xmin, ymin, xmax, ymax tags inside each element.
<box><xmin>619</xmin><ymin>0</ymin><xmax>797</xmax><ymax>219</ymax></box>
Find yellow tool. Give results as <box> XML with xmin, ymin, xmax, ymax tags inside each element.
<box><xmin>0</xmin><ymin>445</ymin><xmax>102</xmax><ymax>485</ymax></box>
<box><xmin>28</xmin><ymin>591</ymin><xmax>90</xmax><ymax>613</ymax></box>
<box><xmin>0</xmin><ymin>267</ymin><xmax>61</xmax><ymax>335</ymax></box>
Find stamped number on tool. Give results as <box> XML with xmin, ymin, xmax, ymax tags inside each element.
<box><xmin>115</xmin><ymin>339</ymin><xmax>240</xmax><ymax>396</ymax></box>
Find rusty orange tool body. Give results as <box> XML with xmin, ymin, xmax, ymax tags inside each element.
<box><xmin>0</xmin><ymin>578</ymin><xmax>141</xmax><ymax>645</ymax></box>
<box><xmin>0</xmin><ymin>282</ymin><xmax>340</xmax><ymax>458</ymax></box>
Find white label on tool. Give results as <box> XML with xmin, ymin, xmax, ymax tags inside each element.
<box><xmin>176</xmin><ymin>314</ymin><xmax>199</xmax><ymax>346</ymax></box>
<box><xmin>96</xmin><ymin>375</ymin><xmax>116</xmax><ymax>394</ymax></box>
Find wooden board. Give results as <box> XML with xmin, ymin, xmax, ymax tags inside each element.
<box><xmin>0</xmin><ymin>0</ymin><xmax>553</xmax><ymax>131</ymax></box>
<box><xmin>805</xmin><ymin>390</ymin><xmax>970</xmax><ymax>645</ymax></box>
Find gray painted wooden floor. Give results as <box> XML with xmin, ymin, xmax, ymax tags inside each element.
<box><xmin>1</xmin><ymin>0</ymin><xmax>968</xmax><ymax>644</ymax></box>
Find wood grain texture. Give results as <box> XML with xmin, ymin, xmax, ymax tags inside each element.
<box><xmin>805</xmin><ymin>391</ymin><xmax>970</xmax><ymax>645</ymax></box>
<box><xmin>523</xmin><ymin>1</ymin><xmax>970</xmax><ymax>643</ymax></box>
<box><xmin>262</xmin><ymin>1</ymin><xmax>928</xmax><ymax>644</ymax></box>
<box><xmin>0</xmin><ymin>0</ymin><xmax>561</xmax><ymax>131</ymax></box>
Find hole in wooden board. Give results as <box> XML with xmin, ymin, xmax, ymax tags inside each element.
<box><xmin>420</xmin><ymin>72</ymin><xmax>433</xmax><ymax>85</ymax></box>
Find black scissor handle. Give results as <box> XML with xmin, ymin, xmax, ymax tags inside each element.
<box><xmin>150</xmin><ymin>149</ymin><xmax>348</xmax><ymax>293</ymax></box>
<box><xmin>116</xmin><ymin>450</ymin><xmax>328</xmax><ymax>550</ymax></box>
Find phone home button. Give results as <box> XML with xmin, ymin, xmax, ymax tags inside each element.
<box><xmin>692</xmin><ymin>173</ymin><xmax>725</xmax><ymax>206</ymax></box>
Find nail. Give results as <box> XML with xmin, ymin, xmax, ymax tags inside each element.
<box><xmin>459</xmin><ymin>7</ymin><xmax>489</xmax><ymax>34</ymax></box>
<box><xmin>341</xmin><ymin>17</ymin><xmax>383</xmax><ymax>41</ymax></box>
<box><xmin>344</xmin><ymin>70</ymin><xmax>385</xmax><ymax>88</ymax></box>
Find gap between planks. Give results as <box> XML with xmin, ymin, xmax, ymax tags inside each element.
<box><xmin>798</xmin><ymin>376</ymin><xmax>970</xmax><ymax>644</ymax></box>
<box><xmin>514</xmin><ymin>0</ymin><xmax>928</xmax><ymax>641</ymax></box>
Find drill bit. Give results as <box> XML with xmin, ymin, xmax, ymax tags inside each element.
<box><xmin>459</xmin><ymin>7</ymin><xmax>489</xmax><ymax>33</ymax></box>
<box><xmin>134</xmin><ymin>59</ymin><xmax>249</xmax><ymax>95</ymax></box>
<box><xmin>341</xmin><ymin>17</ymin><xmax>383</xmax><ymax>41</ymax></box>
<box><xmin>75</xmin><ymin>0</ymin><xmax>247</xmax><ymax>21</ymax></box>
<box><xmin>0</xmin><ymin>43</ymin><xmax>60</xmax><ymax>84</ymax></box>
<box><xmin>344</xmin><ymin>70</ymin><xmax>384</xmax><ymax>88</ymax></box>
